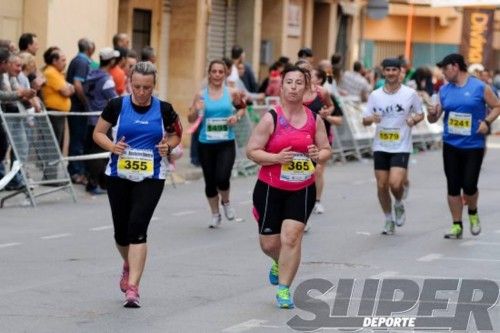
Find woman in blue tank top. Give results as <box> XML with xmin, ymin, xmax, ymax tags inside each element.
<box><xmin>428</xmin><ymin>53</ymin><xmax>500</xmax><ymax>240</ymax></box>
<box><xmin>187</xmin><ymin>59</ymin><xmax>247</xmax><ymax>228</ymax></box>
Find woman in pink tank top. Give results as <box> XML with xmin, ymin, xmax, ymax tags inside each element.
<box><xmin>246</xmin><ymin>65</ymin><xmax>332</xmax><ymax>308</ymax></box>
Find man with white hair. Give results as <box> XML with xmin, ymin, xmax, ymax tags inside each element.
<box><xmin>468</xmin><ymin>63</ymin><xmax>484</xmax><ymax>77</ymax></box>
<box><xmin>0</xmin><ymin>51</ymin><xmax>36</xmax><ymax>190</ymax></box>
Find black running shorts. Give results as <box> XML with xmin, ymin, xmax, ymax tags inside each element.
<box><xmin>373</xmin><ymin>151</ymin><xmax>410</xmax><ymax>170</ymax></box>
<box><xmin>252</xmin><ymin>179</ymin><xmax>316</xmax><ymax>235</ymax></box>
<box><xmin>442</xmin><ymin>143</ymin><xmax>484</xmax><ymax>196</ymax></box>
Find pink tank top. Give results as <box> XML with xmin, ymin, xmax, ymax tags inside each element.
<box><xmin>258</xmin><ymin>105</ymin><xmax>317</xmax><ymax>191</ymax></box>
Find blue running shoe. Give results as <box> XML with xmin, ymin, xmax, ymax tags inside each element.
<box><xmin>269</xmin><ymin>260</ymin><xmax>279</xmax><ymax>285</ymax></box>
<box><xmin>276</xmin><ymin>285</ymin><xmax>294</xmax><ymax>309</ymax></box>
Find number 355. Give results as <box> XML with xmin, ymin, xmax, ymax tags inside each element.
<box><xmin>124</xmin><ymin>160</ymin><xmax>148</xmax><ymax>171</ymax></box>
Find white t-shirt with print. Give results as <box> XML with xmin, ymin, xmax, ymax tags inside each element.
<box><xmin>362</xmin><ymin>85</ymin><xmax>423</xmax><ymax>153</ymax></box>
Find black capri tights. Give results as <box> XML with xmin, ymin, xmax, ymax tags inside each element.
<box><xmin>198</xmin><ymin>141</ymin><xmax>236</xmax><ymax>198</ymax></box>
<box><xmin>106</xmin><ymin>176</ymin><xmax>165</xmax><ymax>246</ymax></box>
<box><xmin>443</xmin><ymin>143</ymin><xmax>484</xmax><ymax>196</ymax></box>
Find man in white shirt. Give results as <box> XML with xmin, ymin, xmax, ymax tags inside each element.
<box><xmin>362</xmin><ymin>58</ymin><xmax>424</xmax><ymax>235</ymax></box>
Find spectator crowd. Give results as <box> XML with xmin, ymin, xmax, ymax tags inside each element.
<box><xmin>0</xmin><ymin>33</ymin><xmax>158</xmax><ymax>193</ymax></box>
<box><xmin>1</xmin><ymin>32</ymin><xmax>499</xmax><ymax>193</ymax></box>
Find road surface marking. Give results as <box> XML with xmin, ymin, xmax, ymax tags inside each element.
<box><xmin>442</xmin><ymin>256</ymin><xmax>500</xmax><ymax>263</ymax></box>
<box><xmin>417</xmin><ymin>253</ymin><xmax>443</xmax><ymax>262</ymax></box>
<box><xmin>418</xmin><ymin>252</ymin><xmax>500</xmax><ymax>263</ymax></box>
<box><xmin>172</xmin><ymin>210</ymin><xmax>196</xmax><ymax>217</ymax></box>
<box><xmin>41</xmin><ymin>233</ymin><xmax>71</xmax><ymax>240</ymax></box>
<box><xmin>90</xmin><ymin>225</ymin><xmax>112</xmax><ymax>231</ymax></box>
<box><xmin>461</xmin><ymin>240</ymin><xmax>500</xmax><ymax>247</ymax></box>
<box><xmin>223</xmin><ymin>319</ymin><xmax>282</xmax><ymax>332</ymax></box>
<box><xmin>0</xmin><ymin>242</ymin><xmax>21</xmax><ymax>248</ymax></box>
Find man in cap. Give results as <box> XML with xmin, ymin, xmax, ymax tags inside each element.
<box><xmin>428</xmin><ymin>53</ymin><xmax>500</xmax><ymax>239</ymax></box>
<box><xmin>362</xmin><ymin>58</ymin><xmax>424</xmax><ymax>235</ymax></box>
<box><xmin>83</xmin><ymin>47</ymin><xmax>119</xmax><ymax>195</ymax></box>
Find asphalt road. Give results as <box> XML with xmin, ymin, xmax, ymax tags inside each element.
<box><xmin>2</xmin><ymin>138</ymin><xmax>500</xmax><ymax>332</ymax></box>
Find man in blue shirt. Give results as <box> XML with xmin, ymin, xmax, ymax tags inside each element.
<box><xmin>83</xmin><ymin>47</ymin><xmax>119</xmax><ymax>195</ymax></box>
<box><xmin>66</xmin><ymin>38</ymin><xmax>93</xmax><ymax>185</ymax></box>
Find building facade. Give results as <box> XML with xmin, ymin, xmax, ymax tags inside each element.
<box><xmin>1</xmin><ymin>0</ymin><xmax>366</xmax><ymax>126</ymax></box>
<box><xmin>361</xmin><ymin>1</ymin><xmax>500</xmax><ymax>70</ymax></box>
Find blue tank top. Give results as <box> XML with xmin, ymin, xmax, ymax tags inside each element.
<box><xmin>198</xmin><ymin>86</ymin><xmax>235</xmax><ymax>143</ymax></box>
<box><xmin>106</xmin><ymin>96</ymin><xmax>167</xmax><ymax>181</ymax></box>
<box><xmin>440</xmin><ymin>76</ymin><xmax>486</xmax><ymax>149</ymax></box>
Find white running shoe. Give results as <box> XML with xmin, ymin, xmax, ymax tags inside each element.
<box><xmin>209</xmin><ymin>214</ymin><xmax>222</xmax><ymax>228</ymax></box>
<box><xmin>313</xmin><ymin>202</ymin><xmax>325</xmax><ymax>214</ymax></box>
<box><xmin>394</xmin><ymin>203</ymin><xmax>406</xmax><ymax>227</ymax></box>
<box><xmin>402</xmin><ymin>182</ymin><xmax>409</xmax><ymax>200</ymax></box>
<box><xmin>381</xmin><ymin>220</ymin><xmax>395</xmax><ymax>235</ymax></box>
<box><xmin>222</xmin><ymin>201</ymin><xmax>235</xmax><ymax>220</ymax></box>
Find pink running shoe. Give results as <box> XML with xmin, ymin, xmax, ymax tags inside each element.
<box><xmin>120</xmin><ymin>263</ymin><xmax>129</xmax><ymax>293</ymax></box>
<box><xmin>124</xmin><ymin>285</ymin><xmax>140</xmax><ymax>308</ymax></box>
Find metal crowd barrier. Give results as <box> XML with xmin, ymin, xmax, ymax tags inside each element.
<box><xmin>44</xmin><ymin>109</ymin><xmax>178</xmax><ymax>187</ymax></box>
<box><xmin>0</xmin><ymin>103</ymin><xmax>77</xmax><ymax>207</ymax></box>
<box><xmin>232</xmin><ymin>109</ymin><xmax>259</xmax><ymax>177</ymax></box>
<box><xmin>1</xmin><ymin>96</ymin><xmax>444</xmax><ymax>206</ymax></box>
<box><xmin>232</xmin><ymin>96</ymin><xmax>444</xmax><ymax>174</ymax></box>
<box><xmin>0</xmin><ymin>103</ymin><xmax>183</xmax><ymax>207</ymax></box>
<box><xmin>43</xmin><ymin>110</ymin><xmax>111</xmax><ymax>163</ymax></box>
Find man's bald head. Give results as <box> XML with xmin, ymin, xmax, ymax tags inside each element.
<box><xmin>113</xmin><ymin>33</ymin><xmax>130</xmax><ymax>49</ymax></box>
